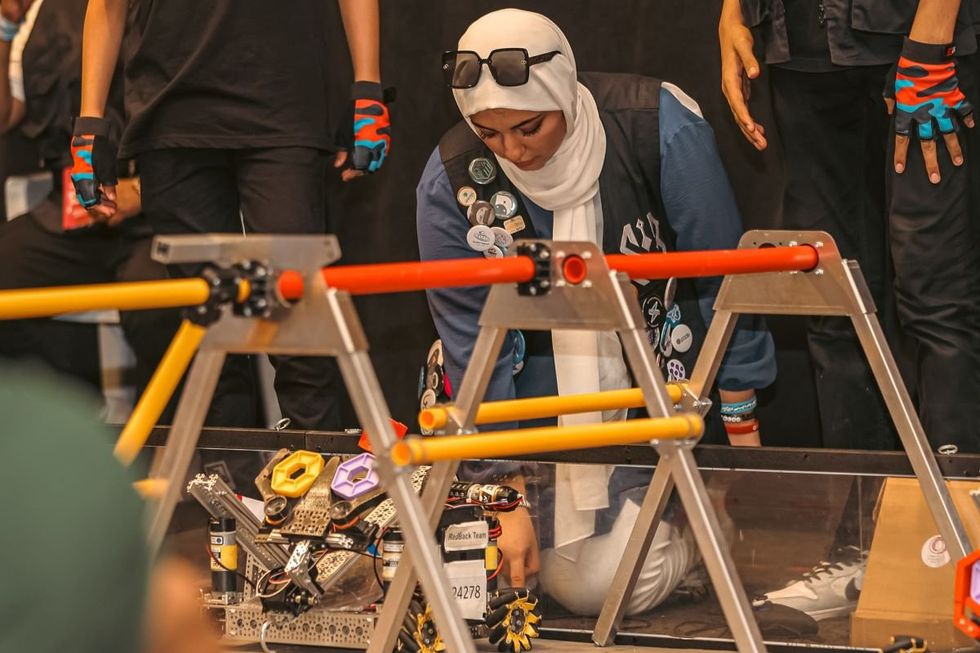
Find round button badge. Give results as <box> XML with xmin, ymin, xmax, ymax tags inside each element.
<box><xmin>490</xmin><ymin>191</ymin><xmax>518</xmax><ymax>219</ymax></box>
<box><xmin>467</xmin><ymin>200</ymin><xmax>496</xmax><ymax>226</ymax></box>
<box><xmin>491</xmin><ymin>226</ymin><xmax>514</xmax><ymax>249</ymax></box>
<box><xmin>670</xmin><ymin>324</ymin><xmax>693</xmax><ymax>353</ymax></box>
<box><xmin>468</xmin><ymin>157</ymin><xmax>497</xmax><ymax>185</ymax></box>
<box><xmin>456</xmin><ymin>186</ymin><xmax>477</xmax><ymax>207</ymax></box>
<box><xmin>484</xmin><ymin>245</ymin><xmax>504</xmax><ymax>259</ymax></box>
<box><xmin>466</xmin><ymin>225</ymin><xmax>495</xmax><ymax>252</ymax></box>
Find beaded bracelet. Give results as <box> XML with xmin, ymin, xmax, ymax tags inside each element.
<box><xmin>720</xmin><ymin>397</ymin><xmax>757</xmax><ymax>416</ymax></box>
<box><xmin>721</xmin><ymin>411</ymin><xmax>756</xmax><ymax>424</ymax></box>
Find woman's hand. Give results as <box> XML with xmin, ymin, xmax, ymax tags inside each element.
<box><xmin>718</xmin><ymin>0</ymin><xmax>767</xmax><ymax>151</ymax></box>
<box><xmin>496</xmin><ymin>506</ymin><xmax>540</xmax><ymax>588</ymax></box>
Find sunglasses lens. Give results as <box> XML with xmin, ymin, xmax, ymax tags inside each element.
<box><xmin>489</xmin><ymin>49</ymin><xmax>529</xmax><ymax>86</ymax></box>
<box><xmin>444</xmin><ymin>52</ymin><xmax>481</xmax><ymax>88</ymax></box>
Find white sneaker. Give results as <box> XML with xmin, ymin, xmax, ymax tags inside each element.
<box><xmin>752</xmin><ymin>546</ymin><xmax>866</xmax><ymax>621</ymax></box>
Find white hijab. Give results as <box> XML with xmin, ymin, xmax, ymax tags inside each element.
<box><xmin>453</xmin><ymin>9</ymin><xmax>630</xmax><ymax>559</ymax></box>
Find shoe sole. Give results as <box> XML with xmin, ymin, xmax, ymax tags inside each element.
<box><xmin>805</xmin><ymin>602</ymin><xmax>857</xmax><ymax>621</ymax></box>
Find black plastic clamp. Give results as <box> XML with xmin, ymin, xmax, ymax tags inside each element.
<box><xmin>232</xmin><ymin>260</ymin><xmax>276</xmax><ymax>319</ymax></box>
<box><xmin>516</xmin><ymin>242</ymin><xmax>552</xmax><ymax>297</ymax></box>
<box><xmin>187</xmin><ymin>265</ymin><xmax>241</xmax><ymax>326</ymax></box>
<box><xmin>186</xmin><ymin>260</ymin><xmax>279</xmax><ymax>326</ymax></box>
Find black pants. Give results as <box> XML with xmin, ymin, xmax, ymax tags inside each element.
<box><xmin>771</xmin><ymin>66</ymin><xmax>898</xmax><ymax>451</ymax></box>
<box><xmin>0</xmin><ymin>209</ymin><xmax>177</xmax><ymax>400</ymax></box>
<box><xmin>136</xmin><ymin>147</ymin><xmax>346</xmax><ymax>431</ymax></box>
<box><xmin>886</xmin><ymin>49</ymin><xmax>980</xmax><ymax>453</ymax></box>
<box><xmin>772</xmin><ymin>64</ymin><xmax>980</xmax><ymax>453</ymax></box>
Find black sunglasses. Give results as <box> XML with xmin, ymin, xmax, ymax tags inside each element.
<box><xmin>442</xmin><ymin>48</ymin><xmax>562</xmax><ymax>89</ymax></box>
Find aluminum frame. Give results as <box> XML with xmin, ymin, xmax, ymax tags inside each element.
<box><xmin>370</xmin><ymin>240</ymin><xmax>765</xmax><ymax>653</ymax></box>
<box><xmin>593</xmin><ymin>230</ymin><xmax>972</xmax><ymax>648</ymax></box>
<box><xmin>144</xmin><ymin>234</ymin><xmax>478</xmax><ymax>653</ymax></box>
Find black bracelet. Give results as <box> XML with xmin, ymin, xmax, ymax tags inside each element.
<box><xmin>721</xmin><ymin>412</ymin><xmax>757</xmax><ymax>424</ymax></box>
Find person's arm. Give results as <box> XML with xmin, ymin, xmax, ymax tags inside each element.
<box><xmin>334</xmin><ymin>0</ymin><xmax>391</xmax><ymax>180</ymax></box>
<box><xmin>718</xmin><ymin>0</ymin><xmax>767</xmax><ymax>151</ymax></box>
<box><xmin>658</xmin><ymin>87</ymin><xmax>776</xmax><ymax>445</ymax></box>
<box><xmin>909</xmin><ymin>0</ymin><xmax>961</xmax><ymax>44</ymax></box>
<box><xmin>0</xmin><ymin>0</ymin><xmax>30</xmax><ymax>133</ymax></box>
<box><xmin>337</xmin><ymin>0</ymin><xmax>380</xmax><ymax>83</ymax></box>
<box><xmin>69</xmin><ymin>0</ymin><xmax>126</xmax><ymax>211</ymax></box>
<box><xmin>416</xmin><ymin>148</ymin><xmax>538</xmax><ymax>586</ymax></box>
<box><xmin>888</xmin><ymin>0</ymin><xmax>974</xmax><ymax>182</ymax></box>
<box><xmin>79</xmin><ymin>0</ymin><xmax>126</xmax><ymax>119</ymax></box>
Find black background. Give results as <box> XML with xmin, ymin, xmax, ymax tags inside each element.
<box><xmin>0</xmin><ymin>1</ymin><xmax>824</xmax><ymax>445</ymax></box>
<box><xmin>322</xmin><ymin>1</ymin><xmax>824</xmax><ymax>446</ymax></box>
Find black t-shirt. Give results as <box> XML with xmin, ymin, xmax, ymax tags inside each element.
<box><xmin>120</xmin><ymin>0</ymin><xmax>333</xmax><ymax>157</ymax></box>
<box><xmin>778</xmin><ymin>0</ymin><xmax>839</xmax><ymax>71</ymax></box>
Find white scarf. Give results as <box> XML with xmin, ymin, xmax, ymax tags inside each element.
<box><xmin>453</xmin><ymin>9</ymin><xmax>630</xmax><ymax>559</ymax></box>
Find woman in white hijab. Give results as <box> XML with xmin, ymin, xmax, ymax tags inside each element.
<box><xmin>417</xmin><ymin>9</ymin><xmax>775</xmax><ymax>616</ymax></box>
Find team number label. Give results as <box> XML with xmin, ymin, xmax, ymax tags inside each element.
<box><xmin>445</xmin><ymin>559</ymin><xmax>486</xmax><ymax>619</ymax></box>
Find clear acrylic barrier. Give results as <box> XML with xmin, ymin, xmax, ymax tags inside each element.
<box><xmin>156</xmin><ymin>438</ymin><xmax>979</xmax><ymax>651</ymax></box>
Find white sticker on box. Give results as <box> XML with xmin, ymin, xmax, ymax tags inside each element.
<box><xmin>921</xmin><ymin>534</ymin><xmax>950</xmax><ymax>568</ymax></box>
<box><xmin>445</xmin><ymin>559</ymin><xmax>486</xmax><ymax>620</ymax></box>
<box><xmin>444</xmin><ymin>520</ymin><xmax>489</xmax><ymax>552</ymax></box>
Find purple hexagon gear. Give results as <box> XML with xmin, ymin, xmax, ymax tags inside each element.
<box><xmin>331</xmin><ymin>453</ymin><xmax>380</xmax><ymax>499</ymax></box>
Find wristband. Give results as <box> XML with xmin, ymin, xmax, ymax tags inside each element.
<box><xmin>0</xmin><ymin>15</ymin><xmax>22</xmax><ymax>42</ymax></box>
<box><xmin>900</xmin><ymin>37</ymin><xmax>955</xmax><ymax>64</ymax></box>
<box><xmin>720</xmin><ymin>397</ymin><xmax>757</xmax><ymax>416</ymax></box>
<box><xmin>721</xmin><ymin>412</ymin><xmax>756</xmax><ymax>424</ymax></box>
<box><xmin>723</xmin><ymin>420</ymin><xmax>759</xmax><ymax>436</ymax></box>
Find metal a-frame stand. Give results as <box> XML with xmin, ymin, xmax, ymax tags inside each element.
<box><xmin>592</xmin><ymin>230</ymin><xmax>973</xmax><ymax>648</ymax></box>
<box><xmin>142</xmin><ymin>234</ymin><xmax>479</xmax><ymax>653</ymax></box>
<box><xmin>369</xmin><ymin>239</ymin><xmax>768</xmax><ymax>653</ymax></box>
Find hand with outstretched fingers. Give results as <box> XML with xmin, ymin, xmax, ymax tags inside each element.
<box><xmin>885</xmin><ymin>38</ymin><xmax>975</xmax><ymax>184</ymax></box>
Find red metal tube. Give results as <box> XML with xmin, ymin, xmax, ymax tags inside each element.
<box><xmin>281</xmin><ymin>245</ymin><xmax>819</xmax><ymax>298</ymax></box>
<box><xmin>606</xmin><ymin>245</ymin><xmax>818</xmax><ymax>280</ymax></box>
<box><xmin>319</xmin><ymin>256</ymin><xmax>537</xmax><ymax>296</ymax></box>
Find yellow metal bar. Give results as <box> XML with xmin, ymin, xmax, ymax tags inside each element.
<box><xmin>391</xmin><ymin>415</ymin><xmax>703</xmax><ymax>467</ymax></box>
<box><xmin>418</xmin><ymin>384</ymin><xmax>686</xmax><ymax>432</ymax></box>
<box><xmin>133</xmin><ymin>478</ymin><xmax>167</xmax><ymax>500</ymax></box>
<box><xmin>0</xmin><ymin>278</ymin><xmax>210</xmax><ymax>320</ymax></box>
<box><xmin>115</xmin><ymin>320</ymin><xmax>207</xmax><ymax>465</ymax></box>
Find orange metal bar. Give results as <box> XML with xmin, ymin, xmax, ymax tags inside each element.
<box><xmin>0</xmin><ymin>245</ymin><xmax>820</xmax><ymax>316</ymax></box>
<box><xmin>312</xmin><ymin>246</ymin><xmax>818</xmax><ymax>296</ymax></box>
<box><xmin>605</xmin><ymin>245</ymin><xmax>818</xmax><ymax>280</ymax></box>
<box><xmin>319</xmin><ymin>257</ymin><xmax>536</xmax><ymax>296</ymax></box>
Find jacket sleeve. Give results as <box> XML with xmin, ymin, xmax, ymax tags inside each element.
<box><xmin>416</xmin><ymin>147</ymin><xmax>524</xmax><ymax>478</ymax></box>
<box><xmin>657</xmin><ymin>86</ymin><xmax>777</xmax><ymax>391</ymax></box>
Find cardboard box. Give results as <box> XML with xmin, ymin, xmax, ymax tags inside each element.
<box><xmin>851</xmin><ymin>478</ymin><xmax>980</xmax><ymax>650</ymax></box>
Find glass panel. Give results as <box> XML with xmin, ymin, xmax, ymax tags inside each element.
<box><xmin>165</xmin><ymin>446</ymin><xmax>974</xmax><ymax>650</ymax></box>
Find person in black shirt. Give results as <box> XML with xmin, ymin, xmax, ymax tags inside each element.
<box><xmin>74</xmin><ymin>0</ymin><xmax>392</xmax><ymax>431</ymax></box>
<box><xmin>720</xmin><ymin>0</ymin><xmax>980</xmax><ymax>455</ymax></box>
<box><xmin>0</xmin><ymin>0</ymin><xmax>180</xmax><ymax>407</ymax></box>
<box><xmin>717</xmin><ymin>0</ymin><xmax>980</xmax><ymax>623</ymax></box>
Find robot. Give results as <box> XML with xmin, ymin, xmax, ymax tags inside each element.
<box><xmin>190</xmin><ymin>447</ymin><xmax>541</xmax><ymax>652</ymax></box>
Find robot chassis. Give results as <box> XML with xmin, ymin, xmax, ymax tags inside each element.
<box><xmin>189</xmin><ymin>453</ymin><xmax>540</xmax><ymax>652</ymax></box>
